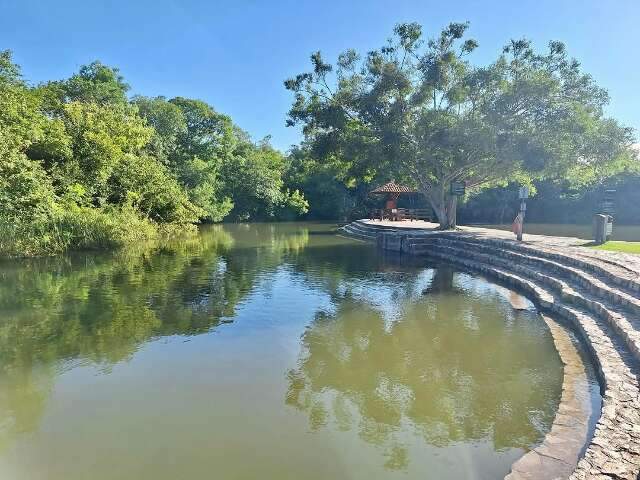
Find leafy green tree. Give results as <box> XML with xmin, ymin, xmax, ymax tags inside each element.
<box><xmin>0</xmin><ymin>50</ymin><xmax>20</xmax><ymax>84</ymax></box>
<box><xmin>285</xmin><ymin>145</ymin><xmax>378</xmax><ymax>220</ymax></box>
<box><xmin>285</xmin><ymin>22</ymin><xmax>635</xmax><ymax>228</ymax></box>
<box><xmin>0</xmin><ymin>146</ymin><xmax>60</xmax><ymax>256</ymax></box>
<box><xmin>54</xmin><ymin>101</ymin><xmax>153</xmax><ymax>199</ymax></box>
<box><xmin>136</xmin><ymin>96</ymin><xmax>307</xmax><ymax>222</ymax></box>
<box><xmin>132</xmin><ymin>95</ymin><xmax>186</xmax><ymax>163</ymax></box>
<box><xmin>107</xmin><ymin>153</ymin><xmax>201</xmax><ymax>223</ymax></box>
<box><xmin>0</xmin><ymin>51</ymin><xmax>62</xmax><ymax>255</ymax></box>
<box><xmin>135</xmin><ymin>96</ymin><xmax>234</xmax><ymax>221</ymax></box>
<box><xmin>45</xmin><ymin>61</ymin><xmax>129</xmax><ymax>106</ymax></box>
<box><xmin>0</xmin><ymin>51</ymin><xmax>46</xmax><ymax>150</ymax></box>
<box><xmin>221</xmin><ymin>138</ymin><xmax>309</xmax><ymax>220</ymax></box>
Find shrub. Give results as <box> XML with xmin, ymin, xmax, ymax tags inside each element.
<box><xmin>53</xmin><ymin>204</ymin><xmax>158</xmax><ymax>250</ymax></box>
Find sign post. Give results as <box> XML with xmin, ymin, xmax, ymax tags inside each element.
<box><xmin>450</xmin><ymin>181</ymin><xmax>466</xmax><ymax>197</ymax></box>
<box><xmin>448</xmin><ymin>182</ymin><xmax>466</xmax><ymax>228</ymax></box>
<box><xmin>517</xmin><ymin>187</ymin><xmax>529</xmax><ymax>242</ymax></box>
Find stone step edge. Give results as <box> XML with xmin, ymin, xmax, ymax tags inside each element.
<box><xmin>418</xmin><ymin>240</ymin><xmax>640</xmax><ymax>365</ymax></box>
<box><xmin>425</xmin><ymin>249</ymin><xmax>640</xmax><ymax>480</ymax></box>
<box><xmin>339</xmin><ymin>225</ymin><xmax>375</xmax><ymax>241</ymax></box>
<box><xmin>341</xmin><ymin>223</ymin><xmax>377</xmax><ymax>235</ymax></box>
<box><xmin>409</xmin><ymin>236</ymin><xmax>640</xmax><ymax>322</ymax></box>
<box><xmin>419</xmin><ymin>231</ymin><xmax>640</xmax><ymax>295</ymax></box>
<box><xmin>507</xmin><ymin>315</ymin><xmax>594</xmax><ymax>480</ymax></box>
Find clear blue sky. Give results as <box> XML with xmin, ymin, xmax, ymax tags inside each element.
<box><xmin>1</xmin><ymin>0</ymin><xmax>638</xmax><ymax>151</ymax></box>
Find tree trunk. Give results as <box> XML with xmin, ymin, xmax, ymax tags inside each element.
<box><xmin>422</xmin><ymin>184</ymin><xmax>458</xmax><ymax>230</ymax></box>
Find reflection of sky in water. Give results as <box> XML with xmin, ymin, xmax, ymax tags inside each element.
<box><xmin>329</xmin><ymin>269</ymin><xmax>533</xmax><ymax>332</ymax></box>
<box><xmin>333</xmin><ymin>270</ymin><xmax>435</xmax><ymax>328</ymax></box>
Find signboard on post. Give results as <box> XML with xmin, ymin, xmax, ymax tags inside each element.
<box><xmin>450</xmin><ymin>181</ymin><xmax>466</xmax><ymax>196</ymax></box>
<box><xmin>519</xmin><ymin>187</ymin><xmax>530</xmax><ymax>200</ymax></box>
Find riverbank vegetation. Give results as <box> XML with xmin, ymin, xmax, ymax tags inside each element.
<box><xmin>2</xmin><ymin>21</ymin><xmax>639</xmax><ymax>257</ymax></box>
<box><xmin>0</xmin><ymin>51</ymin><xmax>308</xmax><ymax>256</ymax></box>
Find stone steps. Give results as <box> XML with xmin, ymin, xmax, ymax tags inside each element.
<box><xmin>411</xmin><ymin>232</ymin><xmax>640</xmax><ymax>296</ymax></box>
<box><xmin>409</xmin><ymin>238</ymin><xmax>640</xmax><ymax>363</ymax></box>
<box><xmin>423</xmin><ymin>246</ymin><xmax>640</xmax><ymax>480</ymax></box>
<box><xmin>339</xmin><ymin>223</ymin><xmax>376</xmax><ymax>241</ymax></box>
<box><xmin>430</xmin><ymin>237</ymin><xmax>640</xmax><ymax>317</ymax></box>
<box><xmin>339</xmin><ymin>220</ymin><xmax>640</xmax><ymax>478</ymax></box>
<box><xmin>340</xmin><ymin>220</ymin><xmax>406</xmax><ymax>241</ymax></box>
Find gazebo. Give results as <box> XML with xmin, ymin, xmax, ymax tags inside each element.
<box><xmin>369</xmin><ymin>181</ymin><xmax>417</xmax><ymax>221</ymax></box>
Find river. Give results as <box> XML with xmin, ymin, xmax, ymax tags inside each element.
<box><xmin>0</xmin><ymin>222</ymin><xmax>596</xmax><ymax>479</ymax></box>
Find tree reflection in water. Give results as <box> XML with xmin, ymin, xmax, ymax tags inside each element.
<box><xmin>0</xmin><ymin>224</ymin><xmax>563</xmax><ymax>476</ymax></box>
<box><xmin>286</xmin><ymin>266</ymin><xmax>562</xmax><ymax>471</ymax></box>
<box><xmin>0</xmin><ymin>223</ymin><xmax>312</xmax><ymax>451</ymax></box>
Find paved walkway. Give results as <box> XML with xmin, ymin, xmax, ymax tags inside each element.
<box><xmin>360</xmin><ymin>219</ymin><xmax>640</xmax><ymax>282</ymax></box>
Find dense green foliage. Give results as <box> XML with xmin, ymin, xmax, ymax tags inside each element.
<box><xmin>0</xmin><ymin>52</ymin><xmax>307</xmax><ymax>256</ymax></box>
<box><xmin>285</xmin><ymin>22</ymin><xmax>636</xmax><ymax>228</ymax></box>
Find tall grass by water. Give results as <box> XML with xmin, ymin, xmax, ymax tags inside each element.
<box><xmin>0</xmin><ymin>205</ymin><xmax>195</xmax><ymax>258</ymax></box>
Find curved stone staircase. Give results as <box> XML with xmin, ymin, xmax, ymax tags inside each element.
<box><xmin>339</xmin><ymin>220</ymin><xmax>383</xmax><ymax>241</ymax></box>
<box><xmin>339</xmin><ymin>221</ymin><xmax>640</xmax><ymax>480</ymax></box>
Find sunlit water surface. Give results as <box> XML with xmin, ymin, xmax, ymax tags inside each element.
<box><xmin>0</xmin><ymin>223</ymin><xmax>583</xmax><ymax>479</ymax></box>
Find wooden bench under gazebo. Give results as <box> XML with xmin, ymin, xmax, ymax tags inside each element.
<box><xmin>369</xmin><ymin>181</ymin><xmax>433</xmax><ymax>222</ymax></box>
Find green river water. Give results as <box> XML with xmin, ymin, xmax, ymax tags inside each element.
<box><xmin>0</xmin><ymin>222</ymin><xmax>594</xmax><ymax>479</ymax></box>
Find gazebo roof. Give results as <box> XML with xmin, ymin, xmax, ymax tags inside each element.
<box><xmin>369</xmin><ymin>181</ymin><xmax>417</xmax><ymax>194</ymax></box>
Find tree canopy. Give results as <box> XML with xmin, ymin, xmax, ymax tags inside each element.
<box><xmin>0</xmin><ymin>51</ymin><xmax>307</xmax><ymax>256</ymax></box>
<box><xmin>285</xmin><ymin>22</ymin><xmax>635</xmax><ymax>227</ymax></box>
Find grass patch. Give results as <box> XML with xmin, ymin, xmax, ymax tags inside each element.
<box><xmin>590</xmin><ymin>241</ymin><xmax>640</xmax><ymax>254</ymax></box>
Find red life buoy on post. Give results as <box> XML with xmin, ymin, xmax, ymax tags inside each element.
<box><xmin>512</xmin><ymin>213</ymin><xmax>523</xmax><ymax>239</ymax></box>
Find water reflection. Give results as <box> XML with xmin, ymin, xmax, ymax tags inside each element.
<box><xmin>286</xmin><ymin>269</ymin><xmax>562</xmax><ymax>470</ymax></box>
<box><xmin>0</xmin><ymin>224</ymin><xmax>314</xmax><ymax>449</ymax></box>
<box><xmin>0</xmin><ymin>223</ymin><xmax>570</xmax><ymax>479</ymax></box>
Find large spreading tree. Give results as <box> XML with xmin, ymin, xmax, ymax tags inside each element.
<box><xmin>285</xmin><ymin>22</ymin><xmax>635</xmax><ymax>228</ymax></box>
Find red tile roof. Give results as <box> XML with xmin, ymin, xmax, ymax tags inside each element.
<box><xmin>370</xmin><ymin>181</ymin><xmax>417</xmax><ymax>194</ymax></box>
